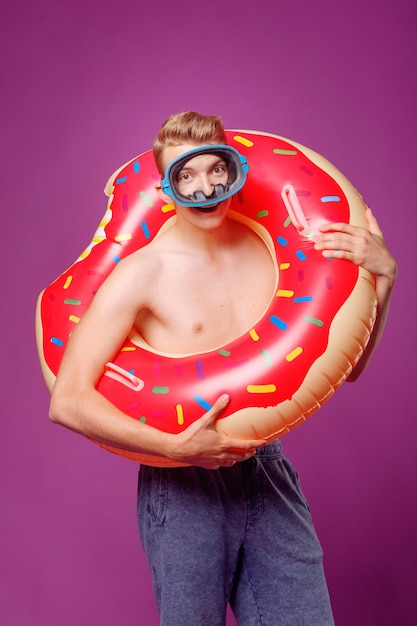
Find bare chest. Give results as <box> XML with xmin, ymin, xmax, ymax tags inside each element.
<box><xmin>134</xmin><ymin>241</ymin><xmax>276</xmax><ymax>354</ymax></box>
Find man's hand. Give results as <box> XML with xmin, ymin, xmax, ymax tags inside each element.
<box><xmin>313</xmin><ymin>208</ymin><xmax>397</xmax><ymax>281</ymax></box>
<box><xmin>166</xmin><ymin>394</ymin><xmax>267</xmax><ymax>470</ymax></box>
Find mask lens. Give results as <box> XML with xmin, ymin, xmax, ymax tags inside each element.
<box><xmin>160</xmin><ymin>145</ymin><xmax>249</xmax><ymax>207</ymax></box>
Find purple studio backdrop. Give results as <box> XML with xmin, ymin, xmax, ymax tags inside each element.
<box><xmin>1</xmin><ymin>1</ymin><xmax>416</xmax><ymax>624</ymax></box>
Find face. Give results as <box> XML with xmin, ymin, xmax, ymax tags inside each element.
<box><xmin>159</xmin><ymin>144</ymin><xmax>232</xmax><ymax>217</ymax></box>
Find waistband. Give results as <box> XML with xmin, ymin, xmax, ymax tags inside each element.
<box><xmin>254</xmin><ymin>440</ymin><xmax>283</xmax><ymax>460</ymax></box>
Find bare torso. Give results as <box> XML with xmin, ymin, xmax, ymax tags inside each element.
<box><xmin>130</xmin><ymin>217</ymin><xmax>276</xmax><ymax>354</ymax></box>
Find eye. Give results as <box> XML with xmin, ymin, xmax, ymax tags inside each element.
<box><xmin>177</xmin><ymin>171</ymin><xmax>192</xmax><ymax>183</ymax></box>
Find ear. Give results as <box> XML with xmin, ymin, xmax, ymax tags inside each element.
<box><xmin>157</xmin><ymin>185</ymin><xmax>173</xmax><ymax>204</ymax></box>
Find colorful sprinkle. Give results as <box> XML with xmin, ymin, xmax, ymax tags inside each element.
<box><xmin>133</xmin><ymin>161</ymin><xmax>140</xmax><ymax>173</ymax></box>
<box><xmin>194</xmin><ymin>395</ymin><xmax>212</xmax><ymax>411</ymax></box>
<box><xmin>277</xmin><ymin>289</ymin><xmax>294</xmax><ymax>298</ymax></box>
<box><xmin>176</xmin><ymin>404</ymin><xmax>184</xmax><ymax>426</ymax></box>
<box><xmin>326</xmin><ymin>276</ymin><xmax>334</xmax><ymax>289</ymax></box>
<box><xmin>116</xmin><ymin>176</ymin><xmax>127</xmax><ymax>185</ymax></box>
<box><xmin>50</xmin><ymin>337</ymin><xmax>64</xmax><ymax>347</ymax></box>
<box><xmin>294</xmin><ymin>296</ymin><xmax>313</xmax><ymax>303</ymax></box>
<box><xmin>218</xmin><ymin>349</ymin><xmax>231</xmax><ymax>357</ymax></box>
<box><xmin>277</xmin><ymin>236</ymin><xmax>288</xmax><ymax>247</ymax></box>
<box><xmin>115</xmin><ymin>233</ymin><xmax>133</xmax><ymax>242</ymax></box>
<box><xmin>69</xmin><ymin>315</ymin><xmax>80</xmax><ymax>323</ymax></box>
<box><xmin>152</xmin><ymin>386</ymin><xmax>169</xmax><ymax>394</ymax></box>
<box><xmin>283</xmin><ymin>216</ymin><xmax>291</xmax><ymax>228</ymax></box>
<box><xmin>122</xmin><ymin>194</ymin><xmax>128</xmax><ymax>212</ymax></box>
<box><xmin>261</xmin><ymin>349</ymin><xmax>273</xmax><ymax>367</ymax></box>
<box><xmin>141</xmin><ymin>221</ymin><xmax>151</xmax><ymax>238</ymax></box>
<box><xmin>63</xmin><ymin>276</ymin><xmax>72</xmax><ymax>290</ymax></box>
<box><xmin>249</xmin><ymin>328</ymin><xmax>260</xmax><ymax>341</ymax></box>
<box><xmin>321</xmin><ymin>195</ymin><xmax>341</xmax><ymax>203</ymax></box>
<box><xmin>139</xmin><ymin>416</ymin><xmax>146</xmax><ymax>423</ymax></box>
<box><xmin>270</xmin><ymin>315</ymin><xmax>288</xmax><ymax>330</ymax></box>
<box><xmin>279</xmin><ymin>262</ymin><xmax>290</xmax><ymax>270</ymax></box>
<box><xmin>300</xmin><ymin>165</ymin><xmax>314</xmax><ymax>176</ymax></box>
<box><xmin>298</xmin><ymin>270</ymin><xmax>305</xmax><ymax>281</ymax></box>
<box><xmin>112</xmin><ymin>255</ymin><xmax>121</xmax><ymax>263</ymax></box>
<box><xmin>247</xmin><ymin>384</ymin><xmax>277</xmax><ymax>393</ymax></box>
<box><xmin>256</xmin><ymin>210</ymin><xmax>269</xmax><ymax>219</ymax></box>
<box><xmin>64</xmin><ymin>299</ymin><xmax>81</xmax><ymax>305</ymax></box>
<box><xmin>286</xmin><ymin>347</ymin><xmax>303</xmax><ymax>362</ymax></box>
<box><xmin>296</xmin><ymin>250</ymin><xmax>307</xmax><ymax>261</ymax></box>
<box><xmin>121</xmin><ymin>346</ymin><xmax>136</xmax><ymax>352</ymax></box>
<box><xmin>273</xmin><ymin>148</ymin><xmax>297</xmax><ymax>156</ymax></box>
<box><xmin>304</xmin><ymin>316</ymin><xmax>324</xmax><ymax>327</ymax></box>
<box><xmin>140</xmin><ymin>191</ymin><xmax>153</xmax><ymax>207</ymax></box>
<box><xmin>233</xmin><ymin>135</ymin><xmax>254</xmax><ymax>147</ymax></box>
<box><xmin>161</xmin><ymin>203</ymin><xmax>175</xmax><ymax>213</ymax></box>
<box><xmin>196</xmin><ymin>360</ymin><xmax>205</xmax><ymax>380</ymax></box>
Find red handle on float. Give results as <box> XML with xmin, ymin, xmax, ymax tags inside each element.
<box><xmin>281</xmin><ymin>184</ymin><xmax>310</xmax><ymax>236</ymax></box>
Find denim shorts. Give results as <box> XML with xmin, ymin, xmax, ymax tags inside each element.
<box><xmin>137</xmin><ymin>441</ymin><xmax>334</xmax><ymax>626</ymax></box>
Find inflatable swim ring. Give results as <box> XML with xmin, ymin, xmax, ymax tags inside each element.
<box><xmin>36</xmin><ymin>130</ymin><xmax>377</xmax><ymax>466</ymax></box>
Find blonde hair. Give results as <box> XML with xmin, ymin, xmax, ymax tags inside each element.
<box><xmin>153</xmin><ymin>111</ymin><xmax>227</xmax><ymax>173</ymax></box>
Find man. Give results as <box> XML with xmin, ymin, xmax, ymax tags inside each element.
<box><xmin>50</xmin><ymin>111</ymin><xmax>397</xmax><ymax>624</ymax></box>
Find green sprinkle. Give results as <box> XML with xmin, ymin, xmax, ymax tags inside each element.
<box><xmin>304</xmin><ymin>316</ymin><xmax>324</xmax><ymax>327</ymax></box>
<box><xmin>283</xmin><ymin>216</ymin><xmax>292</xmax><ymax>228</ymax></box>
<box><xmin>256</xmin><ymin>210</ymin><xmax>269</xmax><ymax>219</ymax></box>
<box><xmin>273</xmin><ymin>149</ymin><xmax>298</xmax><ymax>156</ymax></box>
<box><xmin>152</xmin><ymin>386</ymin><xmax>170</xmax><ymax>394</ymax></box>
<box><xmin>139</xmin><ymin>191</ymin><xmax>153</xmax><ymax>207</ymax></box>
<box><xmin>139</xmin><ymin>416</ymin><xmax>147</xmax><ymax>423</ymax></box>
<box><xmin>64</xmin><ymin>299</ymin><xmax>81</xmax><ymax>305</ymax></box>
<box><xmin>261</xmin><ymin>349</ymin><xmax>273</xmax><ymax>367</ymax></box>
<box><xmin>218</xmin><ymin>349</ymin><xmax>231</xmax><ymax>357</ymax></box>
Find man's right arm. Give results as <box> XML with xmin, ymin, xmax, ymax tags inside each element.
<box><xmin>49</xmin><ymin>256</ymin><xmax>263</xmax><ymax>469</ymax></box>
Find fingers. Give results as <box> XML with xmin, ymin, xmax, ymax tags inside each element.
<box><xmin>202</xmin><ymin>394</ymin><xmax>230</xmax><ymax>425</ymax></box>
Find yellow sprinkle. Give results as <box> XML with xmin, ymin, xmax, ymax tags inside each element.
<box><xmin>121</xmin><ymin>346</ymin><xmax>136</xmax><ymax>352</ymax></box>
<box><xmin>63</xmin><ymin>276</ymin><xmax>73</xmax><ymax>290</ymax></box>
<box><xmin>286</xmin><ymin>347</ymin><xmax>303</xmax><ymax>362</ymax></box>
<box><xmin>161</xmin><ymin>203</ymin><xmax>175</xmax><ymax>213</ymax></box>
<box><xmin>249</xmin><ymin>328</ymin><xmax>260</xmax><ymax>341</ymax></box>
<box><xmin>115</xmin><ymin>234</ymin><xmax>132</xmax><ymax>242</ymax></box>
<box><xmin>176</xmin><ymin>404</ymin><xmax>184</xmax><ymax>426</ymax></box>
<box><xmin>279</xmin><ymin>262</ymin><xmax>290</xmax><ymax>270</ymax></box>
<box><xmin>79</xmin><ymin>249</ymin><xmax>90</xmax><ymax>259</ymax></box>
<box><xmin>233</xmin><ymin>135</ymin><xmax>254</xmax><ymax>148</ymax></box>
<box><xmin>92</xmin><ymin>236</ymin><xmax>105</xmax><ymax>243</ymax></box>
<box><xmin>277</xmin><ymin>289</ymin><xmax>294</xmax><ymax>298</ymax></box>
<box><xmin>69</xmin><ymin>315</ymin><xmax>80</xmax><ymax>323</ymax></box>
<box><xmin>247</xmin><ymin>384</ymin><xmax>277</xmax><ymax>393</ymax></box>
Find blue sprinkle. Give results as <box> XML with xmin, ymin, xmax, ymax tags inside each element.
<box><xmin>321</xmin><ymin>195</ymin><xmax>340</xmax><ymax>203</ymax></box>
<box><xmin>141</xmin><ymin>221</ymin><xmax>151</xmax><ymax>239</ymax></box>
<box><xmin>269</xmin><ymin>315</ymin><xmax>288</xmax><ymax>330</ymax></box>
<box><xmin>116</xmin><ymin>176</ymin><xmax>127</xmax><ymax>185</ymax></box>
<box><xmin>277</xmin><ymin>236</ymin><xmax>288</xmax><ymax>247</ymax></box>
<box><xmin>296</xmin><ymin>250</ymin><xmax>307</xmax><ymax>261</ymax></box>
<box><xmin>294</xmin><ymin>296</ymin><xmax>313</xmax><ymax>303</ymax></box>
<box><xmin>196</xmin><ymin>360</ymin><xmax>205</xmax><ymax>380</ymax></box>
<box><xmin>50</xmin><ymin>337</ymin><xmax>64</xmax><ymax>347</ymax></box>
<box><xmin>194</xmin><ymin>395</ymin><xmax>212</xmax><ymax>411</ymax></box>
<box><xmin>112</xmin><ymin>255</ymin><xmax>121</xmax><ymax>263</ymax></box>
<box><xmin>133</xmin><ymin>161</ymin><xmax>140</xmax><ymax>173</ymax></box>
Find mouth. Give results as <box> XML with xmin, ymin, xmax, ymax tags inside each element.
<box><xmin>194</xmin><ymin>203</ymin><xmax>220</xmax><ymax>213</ymax></box>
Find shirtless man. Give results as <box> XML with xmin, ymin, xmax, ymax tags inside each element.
<box><xmin>49</xmin><ymin>112</ymin><xmax>397</xmax><ymax>625</ymax></box>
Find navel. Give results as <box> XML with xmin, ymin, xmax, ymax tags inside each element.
<box><xmin>191</xmin><ymin>320</ymin><xmax>204</xmax><ymax>334</ymax></box>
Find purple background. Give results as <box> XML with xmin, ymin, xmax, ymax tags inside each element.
<box><xmin>1</xmin><ymin>0</ymin><xmax>416</xmax><ymax>624</ymax></box>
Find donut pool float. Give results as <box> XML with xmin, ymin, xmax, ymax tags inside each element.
<box><xmin>36</xmin><ymin>130</ymin><xmax>377</xmax><ymax>466</ymax></box>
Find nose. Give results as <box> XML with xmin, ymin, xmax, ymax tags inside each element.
<box><xmin>198</xmin><ymin>174</ymin><xmax>214</xmax><ymax>197</ymax></box>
